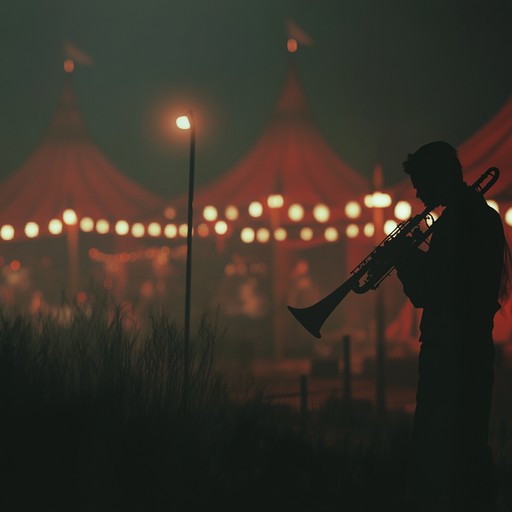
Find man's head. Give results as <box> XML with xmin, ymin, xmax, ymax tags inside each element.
<box><xmin>402</xmin><ymin>141</ymin><xmax>463</xmax><ymax>208</ymax></box>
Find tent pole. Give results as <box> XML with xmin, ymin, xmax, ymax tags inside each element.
<box><xmin>66</xmin><ymin>223</ymin><xmax>79</xmax><ymax>297</ymax></box>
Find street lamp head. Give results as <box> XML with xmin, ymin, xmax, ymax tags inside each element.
<box><xmin>176</xmin><ymin>115</ymin><xmax>191</xmax><ymax>130</ymax></box>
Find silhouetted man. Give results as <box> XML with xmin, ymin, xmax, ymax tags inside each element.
<box><xmin>394</xmin><ymin>141</ymin><xmax>510</xmax><ymax>512</ymax></box>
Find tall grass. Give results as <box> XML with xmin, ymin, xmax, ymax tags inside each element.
<box><xmin>0</xmin><ymin>297</ymin><xmax>509</xmax><ymax>511</ymax></box>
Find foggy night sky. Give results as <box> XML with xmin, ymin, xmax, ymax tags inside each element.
<box><xmin>1</xmin><ymin>0</ymin><xmax>511</xmax><ymax>201</ymax></box>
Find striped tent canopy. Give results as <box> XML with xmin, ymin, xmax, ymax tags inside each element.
<box><xmin>0</xmin><ymin>77</ymin><xmax>166</xmax><ymax>241</ymax></box>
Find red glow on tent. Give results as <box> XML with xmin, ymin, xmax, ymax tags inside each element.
<box><xmin>10</xmin><ymin>260</ymin><xmax>21</xmax><ymax>271</ymax></box>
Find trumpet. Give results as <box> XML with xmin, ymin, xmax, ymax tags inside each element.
<box><xmin>288</xmin><ymin>167</ymin><xmax>500</xmax><ymax>339</ymax></box>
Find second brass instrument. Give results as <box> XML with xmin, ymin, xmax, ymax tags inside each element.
<box><xmin>287</xmin><ymin>167</ymin><xmax>500</xmax><ymax>339</ymax></box>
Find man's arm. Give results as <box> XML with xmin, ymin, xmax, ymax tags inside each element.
<box><xmin>394</xmin><ymin>247</ymin><xmax>431</xmax><ymax>308</ymax></box>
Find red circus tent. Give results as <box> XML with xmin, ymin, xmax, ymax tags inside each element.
<box><xmin>155</xmin><ymin>61</ymin><xmax>371</xmax><ymax>358</ymax></box>
<box><xmin>165</xmin><ymin>61</ymin><xmax>370</xmax><ymax>249</ymax></box>
<box><xmin>458</xmin><ymin>95</ymin><xmax>512</xmax><ymax>196</ymax></box>
<box><xmin>0</xmin><ymin>77</ymin><xmax>166</xmax><ymax>240</ymax></box>
<box><xmin>0</xmin><ymin>74</ymin><xmax>167</xmax><ymax>299</ymax></box>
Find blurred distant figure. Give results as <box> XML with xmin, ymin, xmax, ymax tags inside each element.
<box><xmin>394</xmin><ymin>141</ymin><xmax>510</xmax><ymax>511</ymax></box>
<box><xmin>287</xmin><ymin>259</ymin><xmax>320</xmax><ymax>309</ymax></box>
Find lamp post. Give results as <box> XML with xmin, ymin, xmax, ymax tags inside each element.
<box><xmin>176</xmin><ymin>112</ymin><xmax>195</xmax><ymax>411</ymax></box>
<box><xmin>364</xmin><ymin>164</ymin><xmax>391</xmax><ymax>419</ymax></box>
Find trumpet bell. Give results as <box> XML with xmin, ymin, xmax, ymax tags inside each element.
<box><xmin>287</xmin><ymin>305</ymin><xmax>322</xmax><ymax>339</ymax></box>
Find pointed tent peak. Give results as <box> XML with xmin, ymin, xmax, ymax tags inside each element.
<box><xmin>372</xmin><ymin>162</ymin><xmax>384</xmax><ymax>189</ymax></box>
<box><xmin>275</xmin><ymin>62</ymin><xmax>310</xmax><ymax>116</ymax></box>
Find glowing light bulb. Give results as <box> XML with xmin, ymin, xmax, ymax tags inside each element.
<box><xmin>300</xmin><ymin>227</ymin><xmax>313</xmax><ymax>241</ymax></box>
<box><xmin>267</xmin><ymin>194</ymin><xmax>284</xmax><ymax>208</ymax></box>
<box><xmin>313</xmin><ymin>204</ymin><xmax>330</xmax><ymax>223</ymax></box>
<box><xmin>274</xmin><ymin>228</ymin><xmax>287</xmax><ymax>241</ymax></box>
<box><xmin>176</xmin><ymin>116</ymin><xmax>191</xmax><ymax>130</ymax></box>
<box><xmin>346</xmin><ymin>224</ymin><xmax>359</xmax><ymax>238</ymax></box>
<box><xmin>131</xmin><ymin>223</ymin><xmax>145</xmax><ymax>238</ymax></box>
<box><xmin>48</xmin><ymin>219</ymin><xmax>63</xmax><ymax>235</ymax></box>
<box><xmin>203</xmin><ymin>205</ymin><xmax>218</xmax><ymax>221</ymax></box>
<box><xmin>96</xmin><ymin>219</ymin><xmax>110</xmax><ymax>234</ymax></box>
<box><xmin>80</xmin><ymin>217</ymin><xmax>94</xmax><ymax>232</ymax></box>
<box><xmin>24</xmin><ymin>222</ymin><xmax>39</xmax><ymax>238</ymax></box>
<box><xmin>148</xmin><ymin>222</ymin><xmax>162</xmax><ymax>237</ymax></box>
<box><xmin>288</xmin><ymin>204</ymin><xmax>304</xmax><ymax>222</ymax></box>
<box><xmin>394</xmin><ymin>201</ymin><xmax>412</xmax><ymax>220</ymax></box>
<box><xmin>225</xmin><ymin>205</ymin><xmax>239</xmax><ymax>220</ymax></box>
<box><xmin>115</xmin><ymin>220</ymin><xmax>130</xmax><ymax>235</ymax></box>
<box><xmin>248</xmin><ymin>201</ymin><xmax>263</xmax><ymax>218</ymax></box>
<box><xmin>324</xmin><ymin>227</ymin><xmax>338</xmax><ymax>242</ymax></box>
<box><xmin>63</xmin><ymin>208</ymin><xmax>78</xmax><ymax>225</ymax></box>
<box><xmin>214</xmin><ymin>221</ymin><xmax>228</xmax><ymax>235</ymax></box>
<box><xmin>256</xmin><ymin>228</ymin><xmax>270</xmax><ymax>243</ymax></box>
<box><xmin>505</xmin><ymin>207</ymin><xmax>512</xmax><ymax>227</ymax></box>
<box><xmin>345</xmin><ymin>201</ymin><xmax>361</xmax><ymax>219</ymax></box>
<box><xmin>164</xmin><ymin>224</ymin><xmax>177</xmax><ymax>238</ymax></box>
<box><xmin>241</xmin><ymin>227</ymin><xmax>255</xmax><ymax>243</ymax></box>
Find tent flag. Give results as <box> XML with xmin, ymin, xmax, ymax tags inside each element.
<box><xmin>63</xmin><ymin>40</ymin><xmax>94</xmax><ymax>66</ymax></box>
<box><xmin>285</xmin><ymin>18</ymin><xmax>314</xmax><ymax>47</ymax></box>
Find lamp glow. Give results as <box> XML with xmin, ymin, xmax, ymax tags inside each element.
<box><xmin>267</xmin><ymin>194</ymin><xmax>284</xmax><ymax>208</ymax></box>
<box><xmin>256</xmin><ymin>228</ymin><xmax>270</xmax><ymax>243</ymax></box>
<box><xmin>115</xmin><ymin>220</ymin><xmax>130</xmax><ymax>235</ymax></box>
<box><xmin>365</xmin><ymin>192</ymin><xmax>392</xmax><ymax>209</ymax></box>
<box><xmin>345</xmin><ymin>201</ymin><xmax>361</xmax><ymax>219</ymax></box>
<box><xmin>198</xmin><ymin>223</ymin><xmax>209</xmax><ymax>237</ymax></box>
<box><xmin>248</xmin><ymin>201</ymin><xmax>263</xmax><ymax>218</ymax></box>
<box><xmin>179</xmin><ymin>224</ymin><xmax>188</xmax><ymax>237</ymax></box>
<box><xmin>505</xmin><ymin>207</ymin><xmax>512</xmax><ymax>226</ymax></box>
<box><xmin>80</xmin><ymin>217</ymin><xmax>94</xmax><ymax>232</ymax></box>
<box><xmin>131</xmin><ymin>223</ymin><xmax>145</xmax><ymax>238</ymax></box>
<box><xmin>384</xmin><ymin>220</ymin><xmax>398</xmax><ymax>235</ymax></box>
<box><xmin>288</xmin><ymin>203</ymin><xmax>304</xmax><ymax>221</ymax></box>
<box><xmin>225</xmin><ymin>205</ymin><xmax>239</xmax><ymax>220</ymax></box>
<box><xmin>176</xmin><ymin>115</ymin><xmax>191</xmax><ymax>130</ymax></box>
<box><xmin>164</xmin><ymin>224</ymin><xmax>178</xmax><ymax>238</ymax></box>
<box><xmin>24</xmin><ymin>222</ymin><xmax>39</xmax><ymax>238</ymax></box>
<box><xmin>96</xmin><ymin>219</ymin><xmax>110</xmax><ymax>234</ymax></box>
<box><xmin>214</xmin><ymin>221</ymin><xmax>228</xmax><ymax>235</ymax></box>
<box><xmin>48</xmin><ymin>219</ymin><xmax>63</xmax><ymax>235</ymax></box>
<box><xmin>241</xmin><ymin>227</ymin><xmax>255</xmax><ymax>243</ymax></box>
<box><xmin>324</xmin><ymin>227</ymin><xmax>338</xmax><ymax>242</ymax></box>
<box><xmin>300</xmin><ymin>227</ymin><xmax>313</xmax><ymax>241</ymax></box>
<box><xmin>63</xmin><ymin>208</ymin><xmax>78</xmax><ymax>225</ymax></box>
<box><xmin>313</xmin><ymin>204</ymin><xmax>330</xmax><ymax>223</ymax></box>
<box><xmin>203</xmin><ymin>205</ymin><xmax>218</xmax><ymax>221</ymax></box>
<box><xmin>148</xmin><ymin>222</ymin><xmax>162</xmax><ymax>237</ymax></box>
<box><xmin>363</xmin><ymin>222</ymin><xmax>375</xmax><ymax>238</ymax></box>
<box><xmin>0</xmin><ymin>225</ymin><xmax>14</xmax><ymax>241</ymax></box>
<box><xmin>274</xmin><ymin>228</ymin><xmax>287</xmax><ymax>241</ymax></box>
<box><xmin>346</xmin><ymin>224</ymin><xmax>359</xmax><ymax>238</ymax></box>
<box><xmin>394</xmin><ymin>201</ymin><xmax>412</xmax><ymax>220</ymax></box>
<box><xmin>164</xmin><ymin>206</ymin><xmax>176</xmax><ymax>220</ymax></box>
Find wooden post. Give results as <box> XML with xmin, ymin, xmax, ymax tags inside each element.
<box><xmin>66</xmin><ymin>223</ymin><xmax>79</xmax><ymax>297</ymax></box>
<box><xmin>299</xmin><ymin>374</ymin><xmax>308</xmax><ymax>422</ymax></box>
<box><xmin>343</xmin><ymin>334</ymin><xmax>352</xmax><ymax>402</ymax></box>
